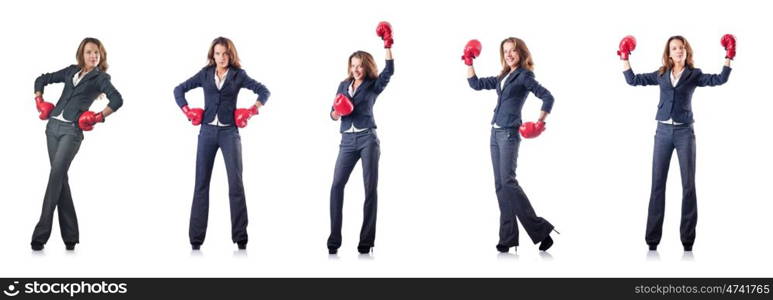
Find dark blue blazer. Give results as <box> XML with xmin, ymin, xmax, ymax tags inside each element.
<box><xmin>624</xmin><ymin>66</ymin><xmax>731</xmax><ymax>124</ymax></box>
<box><xmin>34</xmin><ymin>65</ymin><xmax>123</xmax><ymax>121</ymax></box>
<box><xmin>468</xmin><ymin>68</ymin><xmax>554</xmax><ymax>128</ymax></box>
<box><xmin>331</xmin><ymin>59</ymin><xmax>394</xmax><ymax>133</ymax></box>
<box><xmin>174</xmin><ymin>66</ymin><xmax>270</xmax><ymax>125</ymax></box>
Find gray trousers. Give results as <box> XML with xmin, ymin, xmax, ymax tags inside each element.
<box><xmin>327</xmin><ymin>129</ymin><xmax>380</xmax><ymax>250</ymax></box>
<box><xmin>189</xmin><ymin>124</ymin><xmax>248</xmax><ymax>246</ymax></box>
<box><xmin>490</xmin><ymin>128</ymin><xmax>553</xmax><ymax>247</ymax></box>
<box><xmin>31</xmin><ymin>118</ymin><xmax>83</xmax><ymax>245</ymax></box>
<box><xmin>646</xmin><ymin>123</ymin><xmax>698</xmax><ymax>248</ymax></box>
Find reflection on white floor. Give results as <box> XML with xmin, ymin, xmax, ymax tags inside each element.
<box><xmin>4</xmin><ymin>230</ymin><xmax>770</xmax><ymax>278</ymax></box>
<box><xmin>646</xmin><ymin>251</ymin><xmax>660</xmax><ymax>261</ymax></box>
<box><xmin>681</xmin><ymin>251</ymin><xmax>695</xmax><ymax>262</ymax></box>
<box><xmin>497</xmin><ymin>252</ymin><xmax>519</xmax><ymax>260</ymax></box>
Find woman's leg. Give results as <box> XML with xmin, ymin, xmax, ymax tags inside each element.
<box><xmin>57</xmin><ymin>174</ymin><xmax>79</xmax><ymax>245</ymax></box>
<box><xmin>497</xmin><ymin>129</ymin><xmax>553</xmax><ymax>245</ymax></box>
<box><xmin>490</xmin><ymin>129</ymin><xmax>519</xmax><ymax>248</ymax></box>
<box><xmin>189</xmin><ymin>126</ymin><xmax>219</xmax><ymax>247</ymax></box>
<box><xmin>358</xmin><ymin>132</ymin><xmax>380</xmax><ymax>251</ymax></box>
<box><xmin>220</xmin><ymin>127</ymin><xmax>248</xmax><ymax>245</ymax></box>
<box><xmin>646</xmin><ymin>124</ymin><xmax>676</xmax><ymax>248</ymax></box>
<box><xmin>327</xmin><ymin>134</ymin><xmax>360</xmax><ymax>251</ymax></box>
<box><xmin>32</xmin><ymin>123</ymin><xmax>82</xmax><ymax>247</ymax></box>
<box><xmin>674</xmin><ymin>125</ymin><xmax>697</xmax><ymax>250</ymax></box>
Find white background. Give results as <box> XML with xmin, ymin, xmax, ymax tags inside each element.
<box><xmin>0</xmin><ymin>0</ymin><xmax>771</xmax><ymax>277</ymax></box>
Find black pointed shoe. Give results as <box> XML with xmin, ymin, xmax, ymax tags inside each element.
<box><xmin>539</xmin><ymin>235</ymin><xmax>554</xmax><ymax>252</ymax></box>
<box><xmin>31</xmin><ymin>242</ymin><xmax>44</xmax><ymax>251</ymax></box>
<box><xmin>496</xmin><ymin>244</ymin><xmax>517</xmax><ymax>253</ymax></box>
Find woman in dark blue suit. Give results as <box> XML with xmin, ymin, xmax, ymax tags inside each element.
<box><xmin>327</xmin><ymin>26</ymin><xmax>394</xmax><ymax>255</ymax></box>
<box><xmin>621</xmin><ymin>35</ymin><xmax>733</xmax><ymax>252</ymax></box>
<box><xmin>466</xmin><ymin>37</ymin><xmax>557</xmax><ymax>253</ymax></box>
<box><xmin>174</xmin><ymin>37</ymin><xmax>270</xmax><ymax>251</ymax></box>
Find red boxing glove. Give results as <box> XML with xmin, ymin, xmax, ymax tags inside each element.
<box><xmin>35</xmin><ymin>96</ymin><xmax>55</xmax><ymax>120</ymax></box>
<box><xmin>234</xmin><ymin>105</ymin><xmax>259</xmax><ymax>128</ymax></box>
<box><xmin>617</xmin><ymin>35</ymin><xmax>636</xmax><ymax>60</ymax></box>
<box><xmin>519</xmin><ymin>121</ymin><xmax>546</xmax><ymax>139</ymax></box>
<box><xmin>181</xmin><ymin>105</ymin><xmax>204</xmax><ymax>126</ymax></box>
<box><xmin>461</xmin><ymin>39</ymin><xmax>482</xmax><ymax>66</ymax></box>
<box><xmin>721</xmin><ymin>34</ymin><xmax>736</xmax><ymax>60</ymax></box>
<box><xmin>77</xmin><ymin>111</ymin><xmax>104</xmax><ymax>131</ymax></box>
<box><xmin>376</xmin><ymin>21</ymin><xmax>393</xmax><ymax>48</ymax></box>
<box><xmin>333</xmin><ymin>93</ymin><xmax>354</xmax><ymax>116</ymax></box>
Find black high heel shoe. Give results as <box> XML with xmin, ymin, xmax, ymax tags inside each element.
<box><xmin>539</xmin><ymin>236</ymin><xmax>553</xmax><ymax>251</ymax></box>
<box><xmin>357</xmin><ymin>246</ymin><xmax>373</xmax><ymax>254</ymax></box>
<box><xmin>65</xmin><ymin>242</ymin><xmax>76</xmax><ymax>251</ymax></box>
<box><xmin>328</xmin><ymin>248</ymin><xmax>338</xmax><ymax>255</ymax></box>
<box><xmin>539</xmin><ymin>229</ymin><xmax>559</xmax><ymax>252</ymax></box>
<box><xmin>31</xmin><ymin>242</ymin><xmax>44</xmax><ymax>251</ymax></box>
<box><xmin>496</xmin><ymin>245</ymin><xmax>517</xmax><ymax>253</ymax></box>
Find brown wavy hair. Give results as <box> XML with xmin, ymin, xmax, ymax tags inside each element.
<box><xmin>658</xmin><ymin>35</ymin><xmax>694</xmax><ymax>75</ymax></box>
<box><xmin>499</xmin><ymin>37</ymin><xmax>534</xmax><ymax>78</ymax></box>
<box><xmin>76</xmin><ymin>37</ymin><xmax>108</xmax><ymax>72</ymax></box>
<box><xmin>345</xmin><ymin>51</ymin><xmax>378</xmax><ymax>81</ymax></box>
<box><xmin>207</xmin><ymin>37</ymin><xmax>241</xmax><ymax>69</ymax></box>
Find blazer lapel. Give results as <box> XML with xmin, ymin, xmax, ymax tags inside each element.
<box><xmin>207</xmin><ymin>67</ymin><xmax>232</xmax><ymax>101</ymax></box>
<box><xmin>66</xmin><ymin>67</ymin><xmax>79</xmax><ymax>89</ymax></box>
<box><xmin>350</xmin><ymin>79</ymin><xmax>368</xmax><ymax>100</ymax></box>
<box><xmin>222</xmin><ymin>67</ymin><xmax>237</xmax><ymax>90</ymax></box>
<box><xmin>506</xmin><ymin>69</ymin><xmax>521</xmax><ymax>89</ymax></box>
<box><xmin>670</xmin><ymin>67</ymin><xmax>691</xmax><ymax>89</ymax></box>
<box><xmin>81</xmin><ymin>69</ymin><xmax>100</xmax><ymax>85</ymax></box>
<box><xmin>498</xmin><ymin>68</ymin><xmax>522</xmax><ymax>94</ymax></box>
<box><xmin>343</xmin><ymin>79</ymin><xmax>354</xmax><ymax>97</ymax></box>
<box><xmin>204</xmin><ymin>66</ymin><xmax>216</xmax><ymax>90</ymax></box>
<box><xmin>675</xmin><ymin>68</ymin><xmax>692</xmax><ymax>88</ymax></box>
<box><xmin>71</xmin><ymin>68</ymin><xmax>100</xmax><ymax>91</ymax></box>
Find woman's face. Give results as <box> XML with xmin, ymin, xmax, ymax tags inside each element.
<box><xmin>503</xmin><ymin>41</ymin><xmax>520</xmax><ymax>69</ymax></box>
<box><xmin>669</xmin><ymin>39</ymin><xmax>687</xmax><ymax>65</ymax></box>
<box><xmin>350</xmin><ymin>56</ymin><xmax>364</xmax><ymax>81</ymax></box>
<box><xmin>82</xmin><ymin>42</ymin><xmax>100</xmax><ymax>70</ymax></box>
<box><xmin>213</xmin><ymin>44</ymin><xmax>230</xmax><ymax>69</ymax></box>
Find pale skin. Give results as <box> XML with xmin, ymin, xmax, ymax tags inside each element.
<box><xmin>331</xmin><ymin>48</ymin><xmax>393</xmax><ymax>120</ymax></box>
<box><xmin>213</xmin><ymin>44</ymin><xmax>263</xmax><ymax>110</ymax></box>
<box><xmin>35</xmin><ymin>42</ymin><xmax>116</xmax><ymax>118</ymax></box>
<box><xmin>622</xmin><ymin>39</ymin><xmax>731</xmax><ymax>73</ymax></box>
<box><xmin>467</xmin><ymin>41</ymin><xmax>548</xmax><ymax>122</ymax></box>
